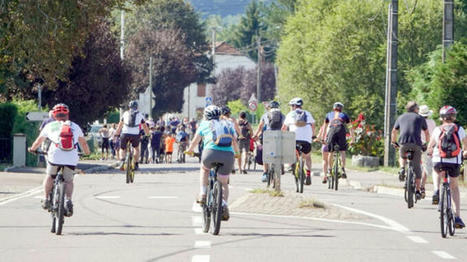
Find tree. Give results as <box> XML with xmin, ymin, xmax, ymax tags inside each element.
<box><xmin>41</xmin><ymin>20</ymin><xmax>132</xmax><ymax>127</ymax></box>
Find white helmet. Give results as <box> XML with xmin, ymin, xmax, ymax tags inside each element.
<box><xmin>288</xmin><ymin>97</ymin><xmax>303</xmax><ymax>107</ymax></box>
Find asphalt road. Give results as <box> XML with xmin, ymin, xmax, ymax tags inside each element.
<box><xmin>0</xmin><ymin>159</ymin><xmax>466</xmax><ymax>262</ymax></box>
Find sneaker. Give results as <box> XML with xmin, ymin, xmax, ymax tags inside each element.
<box><xmin>222</xmin><ymin>205</ymin><xmax>230</xmax><ymax>221</ymax></box>
<box><xmin>231</xmin><ymin>169</ymin><xmax>236</xmax><ymax>174</ymax></box>
<box><xmin>341</xmin><ymin>168</ymin><xmax>347</xmax><ymax>179</ymax></box>
<box><xmin>65</xmin><ymin>200</ymin><xmax>73</xmax><ymax>217</ymax></box>
<box><xmin>261</xmin><ymin>173</ymin><xmax>268</xmax><ymax>183</ymax></box>
<box><xmin>305</xmin><ymin>175</ymin><xmax>311</xmax><ymax>185</ymax></box>
<box><xmin>134</xmin><ymin>162</ymin><xmax>139</xmax><ymax>171</ymax></box>
<box><xmin>415</xmin><ymin>190</ymin><xmax>422</xmax><ymax>200</ymax></box>
<box><xmin>41</xmin><ymin>199</ymin><xmax>51</xmax><ymax>210</ymax></box>
<box><xmin>398</xmin><ymin>167</ymin><xmax>406</xmax><ymax>182</ymax></box>
<box><xmin>420</xmin><ymin>187</ymin><xmax>426</xmax><ymax>199</ymax></box>
<box><xmin>432</xmin><ymin>190</ymin><xmax>439</xmax><ymax>205</ymax></box>
<box><xmin>322</xmin><ymin>174</ymin><xmax>327</xmax><ymax>184</ymax></box>
<box><xmin>242</xmin><ymin>170</ymin><xmax>248</xmax><ymax>174</ymax></box>
<box><xmin>455</xmin><ymin>217</ymin><xmax>465</xmax><ymax>229</ymax></box>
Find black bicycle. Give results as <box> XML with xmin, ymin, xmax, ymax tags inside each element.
<box><xmin>124</xmin><ymin>140</ymin><xmax>135</xmax><ymax>184</ymax></box>
<box><xmin>439</xmin><ymin>167</ymin><xmax>456</xmax><ymax>238</ymax></box>
<box><xmin>328</xmin><ymin>145</ymin><xmax>341</xmax><ymax>191</ymax></box>
<box><xmin>267</xmin><ymin>163</ymin><xmax>277</xmax><ymax>189</ymax></box>
<box><xmin>293</xmin><ymin>144</ymin><xmax>306</xmax><ymax>193</ymax></box>
<box><xmin>404</xmin><ymin>149</ymin><xmax>417</xmax><ymax>209</ymax></box>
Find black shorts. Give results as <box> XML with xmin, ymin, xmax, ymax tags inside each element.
<box><xmin>102</xmin><ymin>138</ymin><xmax>109</xmax><ymax>149</ymax></box>
<box><xmin>296</xmin><ymin>141</ymin><xmax>311</xmax><ymax>154</ymax></box>
<box><xmin>434</xmin><ymin>162</ymin><xmax>461</xmax><ymax>178</ymax></box>
<box><xmin>120</xmin><ymin>134</ymin><xmax>140</xmax><ymax>150</ymax></box>
<box><xmin>327</xmin><ymin>133</ymin><xmax>347</xmax><ymax>152</ymax></box>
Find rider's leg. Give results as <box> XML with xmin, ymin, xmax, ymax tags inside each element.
<box><xmin>340</xmin><ymin>151</ymin><xmax>346</xmax><ymax>168</ymax></box>
<box><xmin>43</xmin><ymin>175</ymin><xmax>54</xmax><ymax>199</ymax></box>
<box><xmin>433</xmin><ymin>169</ymin><xmax>440</xmax><ymax>192</ymax></box>
<box><xmin>133</xmin><ymin>144</ymin><xmax>141</xmax><ymax>162</ymax></box>
<box><xmin>450</xmin><ymin>177</ymin><xmax>460</xmax><ymax>217</ymax></box>
<box><xmin>63</xmin><ymin>167</ymin><xmax>75</xmax><ymax>200</ymax></box>
<box><xmin>217</xmin><ymin>174</ymin><xmax>230</xmax><ymax>203</ymax></box>
<box><xmin>413</xmin><ymin>148</ymin><xmax>423</xmax><ymax>191</ymax></box>
<box><xmin>199</xmin><ymin>166</ymin><xmax>209</xmax><ymax>198</ymax></box>
<box><xmin>304</xmin><ymin>153</ymin><xmax>312</xmax><ymax>172</ymax></box>
<box><xmin>322</xmin><ymin>149</ymin><xmax>328</xmax><ymax>175</ymax></box>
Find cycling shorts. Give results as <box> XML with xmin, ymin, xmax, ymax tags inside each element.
<box><xmin>296</xmin><ymin>141</ymin><xmax>311</xmax><ymax>154</ymax></box>
<box><xmin>327</xmin><ymin>133</ymin><xmax>347</xmax><ymax>152</ymax></box>
<box><xmin>46</xmin><ymin>163</ymin><xmax>75</xmax><ymax>183</ymax></box>
<box><xmin>434</xmin><ymin>162</ymin><xmax>460</xmax><ymax>178</ymax></box>
<box><xmin>202</xmin><ymin>149</ymin><xmax>234</xmax><ymax>175</ymax></box>
<box><xmin>120</xmin><ymin>134</ymin><xmax>140</xmax><ymax>150</ymax></box>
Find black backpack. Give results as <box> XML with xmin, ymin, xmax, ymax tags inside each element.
<box><xmin>268</xmin><ymin>109</ymin><xmax>283</xmax><ymax>130</ymax></box>
<box><xmin>126</xmin><ymin>110</ymin><xmax>139</xmax><ymax>128</ymax></box>
<box><xmin>326</xmin><ymin>112</ymin><xmax>346</xmax><ymax>142</ymax></box>
<box><xmin>239</xmin><ymin>119</ymin><xmax>250</xmax><ymax>139</ymax></box>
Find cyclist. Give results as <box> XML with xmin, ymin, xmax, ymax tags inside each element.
<box><xmin>252</xmin><ymin>101</ymin><xmax>285</xmax><ymax>182</ymax></box>
<box><xmin>28</xmin><ymin>103</ymin><xmax>90</xmax><ymax>216</ymax></box>
<box><xmin>186</xmin><ymin>105</ymin><xmax>239</xmax><ymax>221</ymax></box>
<box><xmin>418</xmin><ymin>105</ymin><xmax>436</xmax><ymax>200</ymax></box>
<box><xmin>427</xmin><ymin>106</ymin><xmax>466</xmax><ymax>228</ymax></box>
<box><xmin>115</xmin><ymin>100</ymin><xmax>150</xmax><ymax>171</ymax></box>
<box><xmin>391</xmin><ymin>101</ymin><xmax>430</xmax><ymax>200</ymax></box>
<box><xmin>221</xmin><ymin>106</ymin><xmax>241</xmax><ymax>173</ymax></box>
<box><xmin>176</xmin><ymin>125</ymin><xmax>189</xmax><ymax>162</ymax></box>
<box><xmin>282</xmin><ymin>97</ymin><xmax>316</xmax><ymax>185</ymax></box>
<box><xmin>237</xmin><ymin>111</ymin><xmax>253</xmax><ymax>174</ymax></box>
<box><xmin>322</xmin><ymin>102</ymin><xmax>352</xmax><ymax>180</ymax></box>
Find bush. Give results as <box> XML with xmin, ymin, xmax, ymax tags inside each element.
<box><xmin>0</xmin><ymin>103</ymin><xmax>17</xmax><ymax>138</ymax></box>
<box><xmin>348</xmin><ymin>113</ymin><xmax>384</xmax><ymax>157</ymax></box>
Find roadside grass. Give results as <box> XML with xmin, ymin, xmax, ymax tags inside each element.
<box><xmin>375</xmin><ymin>183</ymin><xmax>403</xmax><ymax>189</ymax></box>
<box><xmin>81</xmin><ymin>152</ymin><xmax>102</xmax><ymax>160</ymax></box>
<box><xmin>250</xmin><ymin>188</ymin><xmax>284</xmax><ymax>197</ymax></box>
<box><xmin>298</xmin><ymin>199</ymin><xmax>326</xmax><ymax>209</ymax></box>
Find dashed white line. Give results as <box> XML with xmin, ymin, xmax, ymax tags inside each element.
<box><xmin>95</xmin><ymin>196</ymin><xmax>121</xmax><ymax>199</ymax></box>
<box><xmin>407</xmin><ymin>236</ymin><xmax>428</xmax><ymax>244</ymax></box>
<box><xmin>194</xmin><ymin>228</ymin><xmax>206</xmax><ymax>235</ymax></box>
<box><xmin>432</xmin><ymin>250</ymin><xmax>456</xmax><ymax>260</ymax></box>
<box><xmin>194</xmin><ymin>241</ymin><xmax>211</xmax><ymax>248</ymax></box>
<box><xmin>147</xmin><ymin>196</ymin><xmax>178</xmax><ymax>199</ymax></box>
<box><xmin>0</xmin><ymin>186</ymin><xmax>42</xmax><ymax>206</ymax></box>
<box><xmin>192</xmin><ymin>216</ymin><xmax>202</xmax><ymax>226</ymax></box>
<box><xmin>192</xmin><ymin>255</ymin><xmax>210</xmax><ymax>262</ymax></box>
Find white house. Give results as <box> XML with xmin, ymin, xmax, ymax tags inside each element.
<box><xmin>181</xmin><ymin>42</ymin><xmax>256</xmax><ymax>120</ymax></box>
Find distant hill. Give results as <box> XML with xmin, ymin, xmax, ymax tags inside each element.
<box><xmin>187</xmin><ymin>0</ymin><xmax>273</xmax><ymax>17</ymax></box>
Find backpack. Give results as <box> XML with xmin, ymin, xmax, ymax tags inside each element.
<box><xmin>176</xmin><ymin>131</ymin><xmax>188</xmax><ymax>142</ymax></box>
<box><xmin>293</xmin><ymin>109</ymin><xmax>308</xmax><ymax>127</ymax></box>
<box><xmin>56</xmin><ymin>121</ymin><xmax>75</xmax><ymax>151</ymax></box>
<box><xmin>239</xmin><ymin>119</ymin><xmax>250</xmax><ymax>139</ymax></box>
<box><xmin>125</xmin><ymin>110</ymin><xmax>139</xmax><ymax>128</ymax></box>
<box><xmin>438</xmin><ymin>124</ymin><xmax>461</xmax><ymax>159</ymax></box>
<box><xmin>209</xmin><ymin>120</ymin><xmax>233</xmax><ymax>147</ymax></box>
<box><xmin>327</xmin><ymin>112</ymin><xmax>346</xmax><ymax>141</ymax></box>
<box><xmin>267</xmin><ymin>109</ymin><xmax>283</xmax><ymax>130</ymax></box>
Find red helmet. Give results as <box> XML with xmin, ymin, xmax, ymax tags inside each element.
<box><xmin>439</xmin><ymin>105</ymin><xmax>457</xmax><ymax>119</ymax></box>
<box><xmin>52</xmin><ymin>103</ymin><xmax>69</xmax><ymax>120</ymax></box>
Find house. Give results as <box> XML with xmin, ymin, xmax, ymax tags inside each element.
<box><xmin>181</xmin><ymin>42</ymin><xmax>256</xmax><ymax>120</ymax></box>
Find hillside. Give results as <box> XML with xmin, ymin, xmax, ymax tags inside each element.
<box><xmin>187</xmin><ymin>0</ymin><xmax>273</xmax><ymax>17</ymax></box>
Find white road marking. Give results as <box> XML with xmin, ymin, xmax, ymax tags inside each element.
<box><xmin>407</xmin><ymin>236</ymin><xmax>428</xmax><ymax>244</ymax></box>
<box><xmin>192</xmin><ymin>216</ymin><xmax>202</xmax><ymax>226</ymax></box>
<box><xmin>95</xmin><ymin>196</ymin><xmax>120</xmax><ymax>199</ymax></box>
<box><xmin>0</xmin><ymin>186</ymin><xmax>42</xmax><ymax>206</ymax></box>
<box><xmin>147</xmin><ymin>196</ymin><xmax>178</xmax><ymax>199</ymax></box>
<box><xmin>192</xmin><ymin>255</ymin><xmax>210</xmax><ymax>262</ymax></box>
<box><xmin>194</xmin><ymin>228</ymin><xmax>206</xmax><ymax>235</ymax></box>
<box><xmin>432</xmin><ymin>251</ymin><xmax>456</xmax><ymax>260</ymax></box>
<box><xmin>192</xmin><ymin>202</ymin><xmax>202</xmax><ymax>212</ymax></box>
<box><xmin>33</xmin><ymin>196</ymin><xmax>44</xmax><ymax>199</ymax></box>
<box><xmin>332</xmin><ymin>203</ymin><xmax>410</xmax><ymax>233</ymax></box>
<box><xmin>194</xmin><ymin>241</ymin><xmax>211</xmax><ymax>248</ymax></box>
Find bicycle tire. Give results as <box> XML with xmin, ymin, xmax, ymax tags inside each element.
<box><xmin>407</xmin><ymin>167</ymin><xmax>414</xmax><ymax>209</ymax></box>
<box><xmin>267</xmin><ymin>166</ymin><xmax>273</xmax><ymax>188</ymax></box>
<box><xmin>125</xmin><ymin>151</ymin><xmax>131</xmax><ymax>184</ymax></box>
<box><xmin>333</xmin><ymin>156</ymin><xmax>339</xmax><ymax>191</ymax></box>
<box><xmin>447</xmin><ymin>188</ymin><xmax>455</xmax><ymax>236</ymax></box>
<box><xmin>50</xmin><ymin>186</ymin><xmax>57</xmax><ymax>234</ymax></box>
<box><xmin>211</xmin><ymin>181</ymin><xmax>223</xmax><ymax>235</ymax></box>
<box><xmin>440</xmin><ymin>186</ymin><xmax>447</xmax><ymax>238</ymax></box>
<box><xmin>299</xmin><ymin>160</ymin><xmax>304</xmax><ymax>193</ymax></box>
<box><xmin>55</xmin><ymin>182</ymin><xmax>65</xmax><ymax>235</ymax></box>
<box><xmin>202</xmin><ymin>202</ymin><xmax>210</xmax><ymax>233</ymax></box>
<box><xmin>293</xmin><ymin>163</ymin><xmax>299</xmax><ymax>192</ymax></box>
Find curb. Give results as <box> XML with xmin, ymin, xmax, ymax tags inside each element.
<box><xmin>83</xmin><ymin>162</ymin><xmax>119</xmax><ymax>173</ymax></box>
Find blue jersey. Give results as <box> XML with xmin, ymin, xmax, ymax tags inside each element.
<box><xmin>325</xmin><ymin>111</ymin><xmax>350</xmax><ymax>124</ymax></box>
<box><xmin>197</xmin><ymin>120</ymin><xmax>235</xmax><ymax>153</ymax></box>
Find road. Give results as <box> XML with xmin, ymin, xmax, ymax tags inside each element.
<box><xmin>0</xmin><ymin>158</ymin><xmax>466</xmax><ymax>262</ymax></box>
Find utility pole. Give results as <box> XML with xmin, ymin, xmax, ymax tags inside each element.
<box><xmin>149</xmin><ymin>56</ymin><xmax>153</xmax><ymax>118</ymax></box>
<box><xmin>256</xmin><ymin>34</ymin><xmax>262</xmax><ymax>103</ymax></box>
<box><xmin>442</xmin><ymin>0</ymin><xmax>454</xmax><ymax>62</ymax></box>
<box><xmin>384</xmin><ymin>0</ymin><xmax>398</xmax><ymax>167</ymax></box>
<box><xmin>120</xmin><ymin>10</ymin><xmax>125</xmax><ymax>60</ymax></box>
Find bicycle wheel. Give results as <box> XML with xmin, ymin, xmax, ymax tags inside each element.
<box><xmin>55</xmin><ymin>182</ymin><xmax>65</xmax><ymax>235</ymax></box>
<box><xmin>447</xmin><ymin>189</ymin><xmax>455</xmax><ymax>236</ymax></box>
<box><xmin>406</xmin><ymin>167</ymin><xmax>414</xmax><ymax>209</ymax></box>
<box><xmin>440</xmin><ymin>186</ymin><xmax>448</xmax><ymax>238</ymax></box>
<box><xmin>267</xmin><ymin>166</ymin><xmax>273</xmax><ymax>188</ymax></box>
<box><xmin>50</xmin><ymin>186</ymin><xmax>57</xmax><ymax>233</ymax></box>
<box><xmin>298</xmin><ymin>160</ymin><xmax>304</xmax><ymax>193</ymax></box>
<box><xmin>129</xmin><ymin>147</ymin><xmax>135</xmax><ymax>183</ymax></box>
<box><xmin>202</xmin><ymin>188</ymin><xmax>211</xmax><ymax>233</ymax></box>
<box><xmin>211</xmin><ymin>181</ymin><xmax>223</xmax><ymax>235</ymax></box>
<box><xmin>293</xmin><ymin>163</ymin><xmax>299</xmax><ymax>192</ymax></box>
<box><xmin>125</xmin><ymin>153</ymin><xmax>131</xmax><ymax>184</ymax></box>
<box><xmin>333</xmin><ymin>157</ymin><xmax>339</xmax><ymax>191</ymax></box>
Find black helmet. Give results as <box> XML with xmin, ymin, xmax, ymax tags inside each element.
<box><xmin>129</xmin><ymin>100</ymin><xmax>138</xmax><ymax>110</ymax></box>
<box><xmin>333</xmin><ymin>102</ymin><xmax>344</xmax><ymax>111</ymax></box>
<box><xmin>269</xmin><ymin>101</ymin><xmax>280</xmax><ymax>109</ymax></box>
<box><xmin>221</xmin><ymin>106</ymin><xmax>231</xmax><ymax>115</ymax></box>
<box><xmin>204</xmin><ymin>105</ymin><xmax>221</xmax><ymax>120</ymax></box>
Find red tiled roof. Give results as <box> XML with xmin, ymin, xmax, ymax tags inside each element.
<box><xmin>215</xmin><ymin>41</ymin><xmax>242</xmax><ymax>55</ymax></box>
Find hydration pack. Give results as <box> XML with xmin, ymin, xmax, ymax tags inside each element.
<box><xmin>267</xmin><ymin>109</ymin><xmax>283</xmax><ymax>130</ymax></box>
<box><xmin>57</xmin><ymin>121</ymin><xmax>75</xmax><ymax>151</ymax></box>
<box><xmin>293</xmin><ymin>109</ymin><xmax>308</xmax><ymax>127</ymax></box>
<box><xmin>125</xmin><ymin>110</ymin><xmax>139</xmax><ymax>128</ymax></box>
<box><xmin>209</xmin><ymin>120</ymin><xmax>233</xmax><ymax>147</ymax></box>
<box><xmin>438</xmin><ymin>124</ymin><xmax>461</xmax><ymax>159</ymax></box>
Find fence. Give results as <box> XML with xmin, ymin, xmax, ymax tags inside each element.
<box><xmin>0</xmin><ymin>137</ymin><xmax>12</xmax><ymax>163</ymax></box>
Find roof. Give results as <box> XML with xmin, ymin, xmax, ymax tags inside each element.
<box><xmin>214</xmin><ymin>41</ymin><xmax>242</xmax><ymax>56</ymax></box>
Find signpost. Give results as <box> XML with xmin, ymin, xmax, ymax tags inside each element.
<box><xmin>248</xmin><ymin>93</ymin><xmax>258</xmax><ymax>112</ymax></box>
<box><xmin>263</xmin><ymin>131</ymin><xmax>296</xmax><ymax>192</ymax></box>
<box><xmin>205</xmin><ymin>96</ymin><xmax>213</xmax><ymax>107</ymax></box>
<box><xmin>26</xmin><ymin>112</ymin><xmax>49</xmax><ymax>122</ymax></box>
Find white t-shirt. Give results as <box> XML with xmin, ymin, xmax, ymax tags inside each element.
<box><xmin>121</xmin><ymin>110</ymin><xmax>145</xmax><ymax>135</ymax></box>
<box><xmin>40</xmin><ymin>120</ymin><xmax>84</xmax><ymax>166</ymax></box>
<box><xmin>284</xmin><ymin>109</ymin><xmax>315</xmax><ymax>143</ymax></box>
<box><xmin>431</xmin><ymin>124</ymin><xmax>465</xmax><ymax>164</ymax></box>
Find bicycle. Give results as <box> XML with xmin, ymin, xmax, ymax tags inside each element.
<box><xmin>328</xmin><ymin>145</ymin><xmax>341</xmax><ymax>191</ymax></box>
<box><xmin>393</xmin><ymin>143</ymin><xmax>418</xmax><ymax>209</ymax></box>
<box><xmin>293</xmin><ymin>144</ymin><xmax>306</xmax><ymax>193</ymax></box>
<box><xmin>124</xmin><ymin>140</ymin><xmax>136</xmax><ymax>184</ymax></box>
<box><xmin>177</xmin><ymin>142</ymin><xmax>187</xmax><ymax>163</ymax></box>
<box><xmin>187</xmin><ymin>152</ymin><xmax>224</xmax><ymax>235</ymax></box>
<box><xmin>438</xmin><ymin>167</ymin><xmax>456</xmax><ymax>238</ymax></box>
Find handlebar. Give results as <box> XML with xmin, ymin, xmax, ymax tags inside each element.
<box><xmin>184</xmin><ymin>151</ymin><xmax>201</xmax><ymax>158</ymax></box>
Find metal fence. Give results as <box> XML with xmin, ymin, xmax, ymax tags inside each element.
<box><xmin>0</xmin><ymin>137</ymin><xmax>12</xmax><ymax>163</ymax></box>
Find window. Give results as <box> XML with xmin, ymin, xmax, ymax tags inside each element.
<box><xmin>197</xmin><ymin>83</ymin><xmax>206</xmax><ymax>97</ymax></box>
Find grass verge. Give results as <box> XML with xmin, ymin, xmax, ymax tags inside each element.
<box><xmin>299</xmin><ymin>199</ymin><xmax>326</xmax><ymax>209</ymax></box>
<box><xmin>250</xmin><ymin>188</ymin><xmax>284</xmax><ymax>197</ymax></box>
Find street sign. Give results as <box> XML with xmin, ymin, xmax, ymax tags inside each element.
<box><xmin>26</xmin><ymin>112</ymin><xmax>49</xmax><ymax>121</ymax></box>
<box><xmin>205</xmin><ymin>96</ymin><xmax>213</xmax><ymax>107</ymax></box>
<box><xmin>248</xmin><ymin>101</ymin><xmax>257</xmax><ymax>111</ymax></box>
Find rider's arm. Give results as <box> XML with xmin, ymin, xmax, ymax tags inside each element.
<box><xmin>187</xmin><ymin>132</ymin><xmax>202</xmax><ymax>152</ymax></box>
<box><xmin>311</xmin><ymin>122</ymin><xmax>316</xmax><ymax>138</ymax></box>
<box><xmin>232</xmin><ymin>136</ymin><xmax>240</xmax><ymax>154</ymax></box>
<box><xmin>391</xmin><ymin>127</ymin><xmax>398</xmax><ymax>144</ymax></box>
<box><xmin>115</xmin><ymin>121</ymin><xmax>123</xmax><ymax>136</ymax></box>
<box><xmin>29</xmin><ymin>136</ymin><xmax>47</xmax><ymax>152</ymax></box>
<box><xmin>427</xmin><ymin>133</ymin><xmax>437</xmax><ymax>156</ymax></box>
<box><xmin>253</xmin><ymin>120</ymin><xmax>264</xmax><ymax>138</ymax></box>
<box><xmin>78</xmin><ymin>136</ymin><xmax>91</xmax><ymax>155</ymax></box>
<box><xmin>423</xmin><ymin>129</ymin><xmax>430</xmax><ymax>145</ymax></box>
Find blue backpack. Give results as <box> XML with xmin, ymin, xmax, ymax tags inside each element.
<box><xmin>209</xmin><ymin>120</ymin><xmax>233</xmax><ymax>147</ymax></box>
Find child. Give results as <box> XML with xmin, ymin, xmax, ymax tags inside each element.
<box><xmin>165</xmin><ymin>132</ymin><xmax>176</xmax><ymax>163</ymax></box>
<box><xmin>151</xmin><ymin>126</ymin><xmax>163</xmax><ymax>163</ymax></box>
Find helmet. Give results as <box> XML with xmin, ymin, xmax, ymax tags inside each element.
<box><xmin>269</xmin><ymin>101</ymin><xmax>280</xmax><ymax>109</ymax></box>
<box><xmin>204</xmin><ymin>105</ymin><xmax>221</xmax><ymax>120</ymax></box>
<box><xmin>129</xmin><ymin>100</ymin><xmax>138</xmax><ymax>110</ymax></box>
<box><xmin>439</xmin><ymin>105</ymin><xmax>457</xmax><ymax>119</ymax></box>
<box><xmin>221</xmin><ymin>106</ymin><xmax>231</xmax><ymax>115</ymax></box>
<box><xmin>52</xmin><ymin>103</ymin><xmax>69</xmax><ymax>120</ymax></box>
<box><xmin>333</xmin><ymin>102</ymin><xmax>344</xmax><ymax>111</ymax></box>
<box><xmin>288</xmin><ymin>97</ymin><xmax>303</xmax><ymax>107</ymax></box>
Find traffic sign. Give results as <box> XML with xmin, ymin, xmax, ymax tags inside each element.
<box><xmin>248</xmin><ymin>101</ymin><xmax>257</xmax><ymax>112</ymax></box>
<box><xmin>26</xmin><ymin>112</ymin><xmax>49</xmax><ymax>121</ymax></box>
<box><xmin>205</xmin><ymin>96</ymin><xmax>213</xmax><ymax>107</ymax></box>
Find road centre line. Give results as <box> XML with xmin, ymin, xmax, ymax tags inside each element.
<box><xmin>406</xmin><ymin>236</ymin><xmax>428</xmax><ymax>244</ymax></box>
<box><xmin>0</xmin><ymin>186</ymin><xmax>42</xmax><ymax>206</ymax></box>
<box><xmin>192</xmin><ymin>255</ymin><xmax>210</xmax><ymax>262</ymax></box>
<box><xmin>432</xmin><ymin>251</ymin><xmax>456</xmax><ymax>260</ymax></box>
<box><xmin>194</xmin><ymin>241</ymin><xmax>211</xmax><ymax>248</ymax></box>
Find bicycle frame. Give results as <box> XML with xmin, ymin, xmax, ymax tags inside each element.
<box><xmin>50</xmin><ymin>168</ymin><xmax>66</xmax><ymax>235</ymax></box>
<box><xmin>440</xmin><ymin>169</ymin><xmax>455</xmax><ymax>238</ymax></box>
<box><xmin>404</xmin><ymin>151</ymin><xmax>416</xmax><ymax>208</ymax></box>
<box><xmin>294</xmin><ymin>148</ymin><xmax>305</xmax><ymax>193</ymax></box>
<box><xmin>203</xmin><ymin>164</ymin><xmax>223</xmax><ymax>235</ymax></box>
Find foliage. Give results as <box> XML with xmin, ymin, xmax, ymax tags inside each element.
<box><xmin>11</xmin><ymin>100</ymin><xmax>41</xmax><ymax>166</ymax></box>
<box><xmin>227</xmin><ymin>99</ymin><xmax>248</xmax><ymax>117</ymax></box>
<box><xmin>409</xmin><ymin>41</ymin><xmax>467</xmax><ymax>124</ymax></box>
<box><xmin>40</xmin><ymin>20</ymin><xmax>131</xmax><ymax>128</ymax></box>
<box><xmin>0</xmin><ymin>102</ymin><xmax>17</xmax><ymax>138</ymax></box>
<box><xmin>349</xmin><ymin>113</ymin><xmax>384</xmax><ymax>157</ymax></box>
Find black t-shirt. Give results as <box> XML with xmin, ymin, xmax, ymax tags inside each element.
<box><xmin>394</xmin><ymin>112</ymin><xmax>427</xmax><ymax>146</ymax></box>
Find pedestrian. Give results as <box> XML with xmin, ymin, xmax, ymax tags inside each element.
<box><xmin>99</xmin><ymin>124</ymin><xmax>111</xmax><ymax>160</ymax></box>
<box><xmin>151</xmin><ymin>126</ymin><xmax>163</xmax><ymax>163</ymax></box>
<box><xmin>140</xmin><ymin>128</ymin><xmax>149</xmax><ymax>164</ymax></box>
<box><xmin>165</xmin><ymin>132</ymin><xmax>176</xmax><ymax>163</ymax></box>
<box><xmin>419</xmin><ymin>105</ymin><xmax>436</xmax><ymax>199</ymax></box>
<box><xmin>237</xmin><ymin>111</ymin><xmax>253</xmax><ymax>174</ymax></box>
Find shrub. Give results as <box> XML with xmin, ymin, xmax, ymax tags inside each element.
<box><xmin>349</xmin><ymin>113</ymin><xmax>384</xmax><ymax>157</ymax></box>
